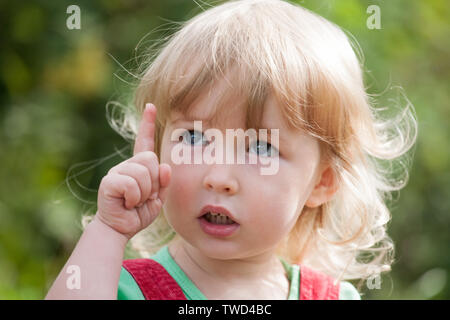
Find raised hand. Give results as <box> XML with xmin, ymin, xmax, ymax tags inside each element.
<box><xmin>96</xmin><ymin>103</ymin><xmax>171</xmax><ymax>240</ymax></box>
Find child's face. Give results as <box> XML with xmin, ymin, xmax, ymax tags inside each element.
<box><xmin>160</xmin><ymin>87</ymin><xmax>324</xmax><ymax>260</ymax></box>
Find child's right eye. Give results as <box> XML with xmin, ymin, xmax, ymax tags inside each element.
<box><xmin>179</xmin><ymin>129</ymin><xmax>208</xmax><ymax>146</ymax></box>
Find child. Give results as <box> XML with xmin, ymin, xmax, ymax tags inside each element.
<box><xmin>46</xmin><ymin>0</ymin><xmax>417</xmax><ymax>300</ymax></box>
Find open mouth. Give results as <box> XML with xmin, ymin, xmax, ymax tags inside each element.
<box><xmin>201</xmin><ymin>212</ymin><xmax>237</xmax><ymax>225</ymax></box>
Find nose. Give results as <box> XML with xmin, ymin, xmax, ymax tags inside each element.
<box><xmin>202</xmin><ymin>165</ymin><xmax>239</xmax><ymax>195</ymax></box>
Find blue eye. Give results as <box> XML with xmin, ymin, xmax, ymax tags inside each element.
<box><xmin>249</xmin><ymin>140</ymin><xmax>279</xmax><ymax>157</ymax></box>
<box><xmin>180</xmin><ymin>129</ymin><xmax>208</xmax><ymax>146</ymax></box>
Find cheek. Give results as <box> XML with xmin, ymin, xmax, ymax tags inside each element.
<box><xmin>164</xmin><ymin>164</ymin><xmax>200</xmax><ymax>215</ymax></box>
<box><xmin>258</xmin><ymin>162</ymin><xmax>300</xmax><ymax>200</ymax></box>
<box><xmin>256</xmin><ymin>195</ymin><xmax>299</xmax><ymax>230</ymax></box>
<box><xmin>246</xmin><ymin>166</ymin><xmax>301</xmax><ymax>224</ymax></box>
<box><xmin>160</xmin><ymin>139</ymin><xmax>199</xmax><ymax>216</ymax></box>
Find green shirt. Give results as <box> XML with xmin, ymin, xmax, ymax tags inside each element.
<box><xmin>117</xmin><ymin>245</ymin><xmax>360</xmax><ymax>300</ymax></box>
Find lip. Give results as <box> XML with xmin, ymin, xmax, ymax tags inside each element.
<box><xmin>198</xmin><ymin>205</ymin><xmax>239</xmax><ymax>224</ymax></box>
<box><xmin>198</xmin><ymin>217</ymin><xmax>240</xmax><ymax>237</ymax></box>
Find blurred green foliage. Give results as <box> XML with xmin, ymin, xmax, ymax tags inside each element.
<box><xmin>0</xmin><ymin>0</ymin><xmax>448</xmax><ymax>299</ymax></box>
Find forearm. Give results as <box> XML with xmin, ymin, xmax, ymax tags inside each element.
<box><xmin>45</xmin><ymin>214</ymin><xmax>129</xmax><ymax>300</ymax></box>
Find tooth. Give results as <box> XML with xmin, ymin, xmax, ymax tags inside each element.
<box><xmin>204</xmin><ymin>212</ymin><xmax>234</xmax><ymax>225</ymax></box>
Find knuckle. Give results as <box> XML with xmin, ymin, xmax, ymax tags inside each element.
<box><xmin>100</xmin><ymin>174</ymin><xmax>114</xmax><ymax>187</ymax></box>
<box><xmin>125</xmin><ymin>164</ymin><xmax>151</xmax><ymax>190</ymax></box>
<box><xmin>134</xmin><ymin>163</ymin><xmax>150</xmax><ymax>177</ymax></box>
<box><xmin>139</xmin><ymin>151</ymin><xmax>158</xmax><ymax>163</ymax></box>
<box><xmin>107</xmin><ymin>163</ymin><xmax>123</xmax><ymax>175</ymax></box>
<box><xmin>124</xmin><ymin>180</ymin><xmax>140</xmax><ymax>201</ymax></box>
<box><xmin>123</xmin><ymin>175</ymin><xmax>138</xmax><ymax>190</ymax></box>
<box><xmin>99</xmin><ymin>175</ymin><xmax>116</xmax><ymax>198</ymax></box>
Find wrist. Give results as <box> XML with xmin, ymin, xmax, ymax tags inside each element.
<box><xmin>90</xmin><ymin>214</ymin><xmax>130</xmax><ymax>248</ymax></box>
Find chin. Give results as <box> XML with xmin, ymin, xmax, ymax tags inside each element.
<box><xmin>189</xmin><ymin>235</ymin><xmax>245</xmax><ymax>260</ymax></box>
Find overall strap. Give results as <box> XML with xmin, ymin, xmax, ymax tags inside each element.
<box><xmin>122</xmin><ymin>259</ymin><xmax>187</xmax><ymax>300</ymax></box>
<box><xmin>299</xmin><ymin>265</ymin><xmax>340</xmax><ymax>300</ymax></box>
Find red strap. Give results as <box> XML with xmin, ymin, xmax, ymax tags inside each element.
<box><xmin>122</xmin><ymin>259</ymin><xmax>187</xmax><ymax>300</ymax></box>
<box><xmin>299</xmin><ymin>265</ymin><xmax>340</xmax><ymax>300</ymax></box>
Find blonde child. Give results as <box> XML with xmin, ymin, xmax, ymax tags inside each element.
<box><xmin>46</xmin><ymin>0</ymin><xmax>417</xmax><ymax>300</ymax></box>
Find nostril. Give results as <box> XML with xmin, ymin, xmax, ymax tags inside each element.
<box><xmin>203</xmin><ymin>176</ymin><xmax>238</xmax><ymax>194</ymax></box>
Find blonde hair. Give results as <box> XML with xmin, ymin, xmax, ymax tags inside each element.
<box><xmin>99</xmin><ymin>0</ymin><xmax>418</xmax><ymax>289</ymax></box>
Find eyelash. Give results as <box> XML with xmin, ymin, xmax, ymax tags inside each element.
<box><xmin>178</xmin><ymin>129</ymin><xmax>279</xmax><ymax>157</ymax></box>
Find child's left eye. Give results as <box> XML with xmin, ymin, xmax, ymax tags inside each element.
<box><xmin>248</xmin><ymin>140</ymin><xmax>279</xmax><ymax>157</ymax></box>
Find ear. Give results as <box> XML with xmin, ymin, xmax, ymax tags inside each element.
<box><xmin>305</xmin><ymin>164</ymin><xmax>339</xmax><ymax>208</ymax></box>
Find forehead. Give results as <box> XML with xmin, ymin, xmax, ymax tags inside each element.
<box><xmin>169</xmin><ymin>71</ymin><xmax>243</xmax><ymax>124</ymax></box>
<box><xmin>170</xmin><ymin>82</ymin><xmax>288</xmax><ymax>130</ymax></box>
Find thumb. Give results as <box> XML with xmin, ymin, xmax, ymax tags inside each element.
<box><xmin>158</xmin><ymin>163</ymin><xmax>172</xmax><ymax>203</ymax></box>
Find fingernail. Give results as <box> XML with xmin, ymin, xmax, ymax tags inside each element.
<box><xmin>150</xmin><ymin>192</ymin><xmax>158</xmax><ymax>200</ymax></box>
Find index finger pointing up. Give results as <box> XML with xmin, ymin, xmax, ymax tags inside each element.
<box><xmin>133</xmin><ymin>103</ymin><xmax>157</xmax><ymax>155</ymax></box>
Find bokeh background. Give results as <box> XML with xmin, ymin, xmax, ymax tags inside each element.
<box><xmin>0</xmin><ymin>0</ymin><xmax>448</xmax><ymax>299</ymax></box>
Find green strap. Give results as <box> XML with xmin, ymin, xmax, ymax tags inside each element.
<box><xmin>152</xmin><ymin>246</ymin><xmax>207</xmax><ymax>300</ymax></box>
<box><xmin>117</xmin><ymin>267</ymin><xmax>144</xmax><ymax>300</ymax></box>
<box><xmin>339</xmin><ymin>281</ymin><xmax>361</xmax><ymax>300</ymax></box>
